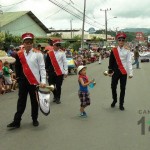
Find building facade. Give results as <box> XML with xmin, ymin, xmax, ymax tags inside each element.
<box><xmin>0</xmin><ymin>11</ymin><xmax>49</xmax><ymax>37</ymax></box>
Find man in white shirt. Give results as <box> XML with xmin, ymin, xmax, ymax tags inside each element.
<box><xmin>108</xmin><ymin>33</ymin><xmax>133</xmax><ymax>111</ymax></box>
<box><xmin>46</xmin><ymin>42</ymin><xmax>68</xmax><ymax>104</ymax></box>
<box><xmin>7</xmin><ymin>33</ymin><xmax>46</xmax><ymax>128</ymax></box>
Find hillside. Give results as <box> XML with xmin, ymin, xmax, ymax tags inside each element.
<box><xmin>121</xmin><ymin>28</ymin><xmax>150</xmax><ymax>34</ymax></box>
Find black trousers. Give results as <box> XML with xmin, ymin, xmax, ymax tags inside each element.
<box><xmin>111</xmin><ymin>71</ymin><xmax>127</xmax><ymax>106</ymax></box>
<box><xmin>48</xmin><ymin>73</ymin><xmax>64</xmax><ymax>100</ymax></box>
<box><xmin>14</xmin><ymin>79</ymin><xmax>38</xmax><ymax>123</ymax></box>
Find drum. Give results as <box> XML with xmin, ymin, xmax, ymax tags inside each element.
<box><xmin>37</xmin><ymin>85</ymin><xmax>54</xmax><ymax>116</ymax></box>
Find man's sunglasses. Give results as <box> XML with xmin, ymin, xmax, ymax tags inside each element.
<box><xmin>118</xmin><ymin>38</ymin><xmax>125</xmax><ymax>42</ymax></box>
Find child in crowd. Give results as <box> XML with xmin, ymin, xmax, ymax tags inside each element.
<box><xmin>0</xmin><ymin>60</ymin><xmax>5</xmax><ymax>94</ymax></box>
<box><xmin>9</xmin><ymin>69</ymin><xmax>17</xmax><ymax>90</ymax></box>
<box><xmin>77</xmin><ymin>65</ymin><xmax>93</xmax><ymax>117</ymax></box>
<box><xmin>3</xmin><ymin>61</ymin><xmax>14</xmax><ymax>92</ymax></box>
<box><xmin>75</xmin><ymin>55</ymin><xmax>83</xmax><ymax>67</ymax></box>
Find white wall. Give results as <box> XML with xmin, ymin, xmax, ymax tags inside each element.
<box><xmin>55</xmin><ymin>30</ymin><xmax>114</xmax><ymax>41</ymax></box>
<box><xmin>1</xmin><ymin>14</ymin><xmax>47</xmax><ymax>37</ymax></box>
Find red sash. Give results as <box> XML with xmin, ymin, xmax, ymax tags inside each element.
<box><xmin>48</xmin><ymin>50</ymin><xmax>62</xmax><ymax>76</ymax></box>
<box><xmin>112</xmin><ymin>47</ymin><xmax>127</xmax><ymax>75</ymax></box>
<box><xmin>18</xmin><ymin>50</ymin><xmax>39</xmax><ymax>85</ymax></box>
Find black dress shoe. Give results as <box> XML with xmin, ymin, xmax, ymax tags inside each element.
<box><xmin>56</xmin><ymin>100</ymin><xmax>61</xmax><ymax>104</ymax></box>
<box><xmin>111</xmin><ymin>101</ymin><xmax>117</xmax><ymax>108</ymax></box>
<box><xmin>119</xmin><ymin>106</ymin><xmax>125</xmax><ymax>111</ymax></box>
<box><xmin>33</xmin><ymin>120</ymin><xmax>39</xmax><ymax>127</ymax></box>
<box><xmin>53</xmin><ymin>98</ymin><xmax>57</xmax><ymax>102</ymax></box>
<box><xmin>7</xmin><ymin>122</ymin><xmax>20</xmax><ymax>128</ymax></box>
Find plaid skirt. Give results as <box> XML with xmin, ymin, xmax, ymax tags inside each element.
<box><xmin>78</xmin><ymin>91</ymin><xmax>91</xmax><ymax>107</ymax></box>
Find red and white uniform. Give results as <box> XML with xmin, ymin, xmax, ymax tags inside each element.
<box><xmin>115</xmin><ymin>46</ymin><xmax>133</xmax><ymax>76</ymax></box>
<box><xmin>17</xmin><ymin>49</ymin><xmax>46</xmax><ymax>85</ymax></box>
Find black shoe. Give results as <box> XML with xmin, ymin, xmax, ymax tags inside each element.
<box><xmin>56</xmin><ymin>100</ymin><xmax>61</xmax><ymax>104</ymax></box>
<box><xmin>119</xmin><ymin>106</ymin><xmax>125</xmax><ymax>111</ymax></box>
<box><xmin>111</xmin><ymin>101</ymin><xmax>117</xmax><ymax>108</ymax></box>
<box><xmin>33</xmin><ymin>120</ymin><xmax>39</xmax><ymax>127</ymax></box>
<box><xmin>7</xmin><ymin>122</ymin><xmax>20</xmax><ymax>128</ymax></box>
<box><xmin>53</xmin><ymin>98</ymin><xmax>57</xmax><ymax>102</ymax></box>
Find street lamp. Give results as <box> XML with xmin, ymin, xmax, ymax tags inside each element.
<box><xmin>105</xmin><ymin>16</ymin><xmax>117</xmax><ymax>41</ymax></box>
<box><xmin>106</xmin><ymin>16</ymin><xmax>117</xmax><ymax>36</ymax></box>
<box><xmin>114</xmin><ymin>27</ymin><xmax>119</xmax><ymax>35</ymax></box>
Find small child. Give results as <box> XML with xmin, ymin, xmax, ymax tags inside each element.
<box><xmin>77</xmin><ymin>65</ymin><xmax>93</xmax><ymax>117</ymax></box>
<box><xmin>75</xmin><ymin>55</ymin><xmax>83</xmax><ymax>67</ymax></box>
<box><xmin>9</xmin><ymin>69</ymin><xmax>17</xmax><ymax>90</ymax></box>
<box><xmin>3</xmin><ymin>61</ymin><xmax>13</xmax><ymax>92</ymax></box>
<box><xmin>0</xmin><ymin>60</ymin><xmax>6</xmax><ymax>94</ymax></box>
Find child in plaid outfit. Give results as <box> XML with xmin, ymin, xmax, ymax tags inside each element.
<box><xmin>77</xmin><ymin>65</ymin><xmax>93</xmax><ymax>117</ymax></box>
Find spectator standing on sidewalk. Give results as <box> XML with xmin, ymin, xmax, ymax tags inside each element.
<box><xmin>132</xmin><ymin>46</ymin><xmax>140</xmax><ymax>69</ymax></box>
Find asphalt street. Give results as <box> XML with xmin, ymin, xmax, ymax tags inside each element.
<box><xmin>0</xmin><ymin>59</ymin><xmax>150</xmax><ymax>150</ymax></box>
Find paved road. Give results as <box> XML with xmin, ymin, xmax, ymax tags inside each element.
<box><xmin>0</xmin><ymin>59</ymin><xmax>150</xmax><ymax>150</ymax></box>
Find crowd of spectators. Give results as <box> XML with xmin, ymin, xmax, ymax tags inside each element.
<box><xmin>0</xmin><ymin>44</ymin><xmax>110</xmax><ymax>95</ymax></box>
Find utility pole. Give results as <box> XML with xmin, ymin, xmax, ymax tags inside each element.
<box><xmin>115</xmin><ymin>27</ymin><xmax>119</xmax><ymax>35</ymax></box>
<box><xmin>100</xmin><ymin>8</ymin><xmax>111</xmax><ymax>42</ymax></box>
<box><xmin>81</xmin><ymin>0</ymin><xmax>86</xmax><ymax>50</ymax></box>
<box><xmin>70</xmin><ymin>19</ymin><xmax>73</xmax><ymax>39</ymax></box>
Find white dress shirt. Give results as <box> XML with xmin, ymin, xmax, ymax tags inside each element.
<box><xmin>24</xmin><ymin>49</ymin><xmax>46</xmax><ymax>84</ymax></box>
<box><xmin>117</xmin><ymin>46</ymin><xmax>133</xmax><ymax>76</ymax></box>
<box><xmin>54</xmin><ymin>50</ymin><xmax>68</xmax><ymax>75</ymax></box>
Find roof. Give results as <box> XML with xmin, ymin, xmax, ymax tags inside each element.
<box><xmin>1</xmin><ymin>11</ymin><xmax>50</xmax><ymax>33</ymax></box>
<box><xmin>49</xmin><ymin>29</ymin><xmax>80</xmax><ymax>32</ymax></box>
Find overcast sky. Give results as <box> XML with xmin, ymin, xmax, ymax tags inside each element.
<box><xmin>1</xmin><ymin>0</ymin><xmax>150</xmax><ymax>31</ymax></box>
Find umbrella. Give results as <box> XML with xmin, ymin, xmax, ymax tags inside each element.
<box><xmin>0</xmin><ymin>50</ymin><xmax>16</xmax><ymax>64</ymax></box>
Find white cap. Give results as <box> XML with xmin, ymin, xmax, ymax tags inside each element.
<box><xmin>77</xmin><ymin>65</ymin><xmax>86</xmax><ymax>74</ymax></box>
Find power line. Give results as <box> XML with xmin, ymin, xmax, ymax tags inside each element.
<box><xmin>1</xmin><ymin>0</ymin><xmax>105</xmax><ymax>32</ymax></box>
<box><xmin>49</xmin><ymin>0</ymin><xmax>102</xmax><ymax>29</ymax></box>
<box><xmin>0</xmin><ymin>3</ymin><xmax>72</xmax><ymax>32</ymax></box>
<box><xmin>1</xmin><ymin>0</ymin><xmax>28</xmax><ymax>12</ymax></box>
<box><xmin>42</xmin><ymin>3</ymin><xmax>70</xmax><ymax>20</ymax></box>
<box><xmin>62</xmin><ymin>0</ymin><xmax>104</xmax><ymax>27</ymax></box>
<box><xmin>0</xmin><ymin>0</ymin><xmax>26</xmax><ymax>7</ymax></box>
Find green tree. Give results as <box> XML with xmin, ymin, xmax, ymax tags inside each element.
<box><xmin>50</xmin><ymin>33</ymin><xmax>62</xmax><ymax>37</ymax></box>
<box><xmin>73</xmin><ymin>35</ymin><xmax>81</xmax><ymax>40</ymax></box>
<box><xmin>125</xmin><ymin>32</ymin><xmax>136</xmax><ymax>42</ymax></box>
